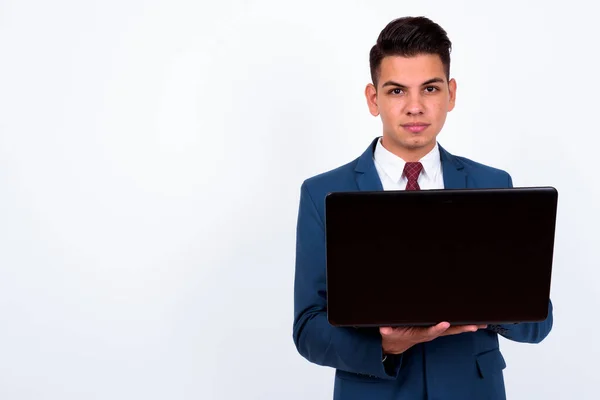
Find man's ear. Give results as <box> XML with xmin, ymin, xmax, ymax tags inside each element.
<box><xmin>365</xmin><ymin>83</ymin><xmax>379</xmax><ymax>116</ymax></box>
<box><xmin>448</xmin><ymin>78</ymin><xmax>457</xmax><ymax>112</ymax></box>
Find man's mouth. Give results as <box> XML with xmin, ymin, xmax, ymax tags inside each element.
<box><xmin>401</xmin><ymin>123</ymin><xmax>430</xmax><ymax>133</ymax></box>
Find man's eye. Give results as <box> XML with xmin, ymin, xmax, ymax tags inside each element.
<box><xmin>390</xmin><ymin>88</ymin><xmax>403</xmax><ymax>95</ymax></box>
<box><xmin>425</xmin><ymin>86</ymin><xmax>439</xmax><ymax>93</ymax></box>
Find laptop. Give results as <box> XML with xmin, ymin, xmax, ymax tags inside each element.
<box><xmin>324</xmin><ymin>187</ymin><xmax>557</xmax><ymax>327</ymax></box>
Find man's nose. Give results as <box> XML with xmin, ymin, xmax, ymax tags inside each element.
<box><xmin>405</xmin><ymin>94</ymin><xmax>424</xmax><ymax>115</ymax></box>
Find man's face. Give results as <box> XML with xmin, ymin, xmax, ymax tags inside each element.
<box><xmin>365</xmin><ymin>54</ymin><xmax>456</xmax><ymax>160</ymax></box>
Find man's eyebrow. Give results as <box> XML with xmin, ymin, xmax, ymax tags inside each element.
<box><xmin>381</xmin><ymin>77</ymin><xmax>446</xmax><ymax>88</ymax></box>
<box><xmin>421</xmin><ymin>77</ymin><xmax>446</xmax><ymax>85</ymax></box>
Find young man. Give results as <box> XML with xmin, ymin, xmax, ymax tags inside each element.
<box><xmin>292</xmin><ymin>16</ymin><xmax>553</xmax><ymax>400</ymax></box>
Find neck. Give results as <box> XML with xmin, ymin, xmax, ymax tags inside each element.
<box><xmin>381</xmin><ymin>137</ymin><xmax>436</xmax><ymax>162</ymax></box>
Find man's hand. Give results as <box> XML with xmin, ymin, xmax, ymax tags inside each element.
<box><xmin>380</xmin><ymin>322</ymin><xmax>488</xmax><ymax>355</ymax></box>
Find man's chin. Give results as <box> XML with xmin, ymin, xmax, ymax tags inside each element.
<box><xmin>402</xmin><ymin>138</ymin><xmax>433</xmax><ymax>150</ymax></box>
<box><xmin>383</xmin><ymin>134</ymin><xmax>436</xmax><ymax>152</ymax></box>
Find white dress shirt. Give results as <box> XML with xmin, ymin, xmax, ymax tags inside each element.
<box><xmin>373</xmin><ymin>138</ymin><xmax>445</xmax><ymax>191</ymax></box>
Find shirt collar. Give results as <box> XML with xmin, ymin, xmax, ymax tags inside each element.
<box><xmin>373</xmin><ymin>137</ymin><xmax>442</xmax><ymax>183</ymax></box>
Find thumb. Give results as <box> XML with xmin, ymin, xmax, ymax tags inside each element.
<box><xmin>380</xmin><ymin>327</ymin><xmax>394</xmax><ymax>335</ymax></box>
<box><xmin>428</xmin><ymin>322</ymin><xmax>451</xmax><ymax>336</ymax></box>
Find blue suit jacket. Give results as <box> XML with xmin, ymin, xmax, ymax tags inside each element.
<box><xmin>293</xmin><ymin>138</ymin><xmax>553</xmax><ymax>400</ymax></box>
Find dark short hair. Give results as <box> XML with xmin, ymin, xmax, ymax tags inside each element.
<box><xmin>369</xmin><ymin>16</ymin><xmax>452</xmax><ymax>88</ymax></box>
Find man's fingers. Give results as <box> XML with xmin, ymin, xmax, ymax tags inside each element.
<box><xmin>445</xmin><ymin>326</ymin><xmax>472</xmax><ymax>335</ymax></box>
<box><xmin>442</xmin><ymin>324</ymin><xmax>484</xmax><ymax>336</ymax></box>
<box><xmin>380</xmin><ymin>323</ymin><xmax>487</xmax><ymax>340</ymax></box>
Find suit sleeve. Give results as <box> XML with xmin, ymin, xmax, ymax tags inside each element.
<box><xmin>487</xmin><ymin>173</ymin><xmax>554</xmax><ymax>343</ymax></box>
<box><xmin>488</xmin><ymin>301</ymin><xmax>553</xmax><ymax>343</ymax></box>
<box><xmin>292</xmin><ymin>182</ymin><xmax>402</xmax><ymax>379</ymax></box>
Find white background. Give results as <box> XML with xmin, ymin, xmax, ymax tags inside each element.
<box><xmin>0</xmin><ymin>0</ymin><xmax>597</xmax><ymax>399</ymax></box>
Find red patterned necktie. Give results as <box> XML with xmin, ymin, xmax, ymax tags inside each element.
<box><xmin>404</xmin><ymin>162</ymin><xmax>423</xmax><ymax>191</ymax></box>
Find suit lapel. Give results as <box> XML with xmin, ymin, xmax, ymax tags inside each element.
<box><xmin>439</xmin><ymin>144</ymin><xmax>468</xmax><ymax>189</ymax></box>
<box><xmin>354</xmin><ymin>138</ymin><xmax>384</xmax><ymax>192</ymax></box>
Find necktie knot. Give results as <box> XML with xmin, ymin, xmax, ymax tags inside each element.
<box><xmin>404</xmin><ymin>162</ymin><xmax>423</xmax><ymax>191</ymax></box>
